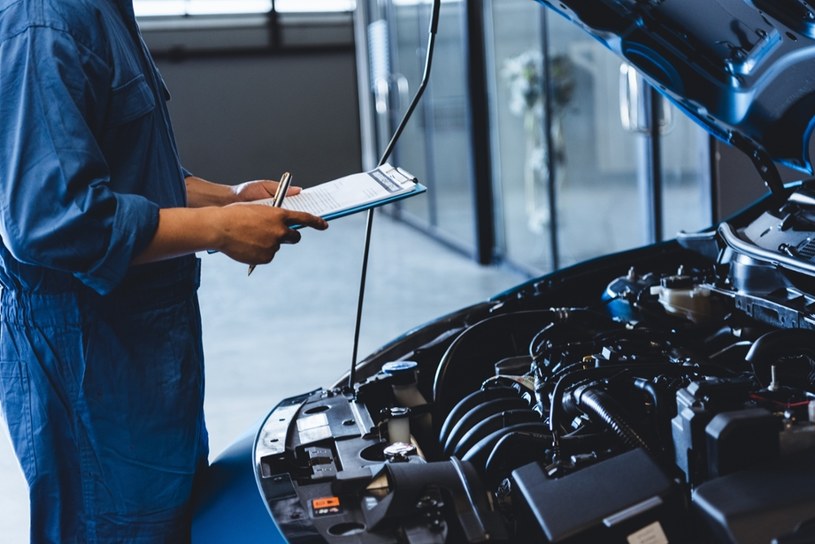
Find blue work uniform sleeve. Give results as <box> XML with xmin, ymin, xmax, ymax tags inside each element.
<box><xmin>0</xmin><ymin>26</ymin><xmax>160</xmax><ymax>295</ymax></box>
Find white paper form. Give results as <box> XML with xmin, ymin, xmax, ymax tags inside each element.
<box><xmin>261</xmin><ymin>163</ymin><xmax>425</xmax><ymax>221</ymax></box>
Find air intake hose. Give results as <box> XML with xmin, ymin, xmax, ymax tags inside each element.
<box><xmin>575</xmin><ymin>386</ymin><xmax>651</xmax><ymax>453</ymax></box>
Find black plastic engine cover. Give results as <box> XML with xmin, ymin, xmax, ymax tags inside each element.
<box><xmin>511</xmin><ymin>448</ymin><xmax>689</xmax><ymax>543</ymax></box>
<box><xmin>693</xmin><ymin>452</ymin><xmax>815</xmax><ymax>544</ymax></box>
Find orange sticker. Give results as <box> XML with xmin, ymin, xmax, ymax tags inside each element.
<box><xmin>312</xmin><ymin>497</ymin><xmax>341</xmax><ymax>510</ymax></box>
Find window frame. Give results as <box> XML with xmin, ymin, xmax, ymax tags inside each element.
<box><xmin>133</xmin><ymin>0</ymin><xmax>356</xmax><ymax>18</ymax></box>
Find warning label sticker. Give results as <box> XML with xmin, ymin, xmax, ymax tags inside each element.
<box><xmin>627</xmin><ymin>521</ymin><xmax>669</xmax><ymax>544</ymax></box>
<box><xmin>312</xmin><ymin>496</ymin><xmax>343</xmax><ymax>517</ymax></box>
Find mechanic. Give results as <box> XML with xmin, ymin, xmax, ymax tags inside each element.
<box><xmin>0</xmin><ymin>0</ymin><xmax>328</xmax><ymax>542</ymax></box>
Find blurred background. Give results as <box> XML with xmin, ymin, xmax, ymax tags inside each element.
<box><xmin>0</xmin><ymin>0</ymin><xmax>782</xmax><ymax>540</ymax></box>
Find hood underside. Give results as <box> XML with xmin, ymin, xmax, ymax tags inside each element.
<box><xmin>535</xmin><ymin>0</ymin><xmax>815</xmax><ymax>174</ymax></box>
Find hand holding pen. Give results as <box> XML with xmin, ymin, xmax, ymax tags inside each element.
<box><xmin>248</xmin><ymin>172</ymin><xmax>293</xmax><ymax>276</ymax></box>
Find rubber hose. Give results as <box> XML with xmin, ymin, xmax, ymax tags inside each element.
<box><xmin>461</xmin><ymin>422</ymin><xmax>551</xmax><ymax>475</ymax></box>
<box><xmin>577</xmin><ymin>387</ymin><xmax>651</xmax><ymax>452</ymax></box>
<box><xmin>438</xmin><ymin>386</ymin><xmax>518</xmax><ymax>446</ymax></box>
<box><xmin>442</xmin><ymin>397</ymin><xmax>528</xmax><ymax>456</ymax></box>
<box><xmin>483</xmin><ymin>431</ymin><xmax>551</xmax><ymax>487</ymax></box>
<box><xmin>632</xmin><ymin>377</ymin><xmax>670</xmax><ymax>448</ymax></box>
<box><xmin>745</xmin><ymin>329</ymin><xmax>815</xmax><ymax>387</ymax></box>
<box><xmin>451</xmin><ymin>408</ymin><xmax>541</xmax><ymax>458</ymax></box>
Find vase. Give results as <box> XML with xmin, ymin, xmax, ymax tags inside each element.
<box><xmin>524</xmin><ymin>110</ymin><xmax>550</xmax><ymax>234</ymax></box>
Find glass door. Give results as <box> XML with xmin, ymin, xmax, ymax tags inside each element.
<box><xmin>357</xmin><ymin>0</ymin><xmax>715</xmax><ymax>273</ymax></box>
<box><xmin>484</xmin><ymin>0</ymin><xmax>553</xmax><ymax>270</ymax></box>
<box><xmin>484</xmin><ymin>2</ymin><xmax>713</xmax><ymax>274</ymax></box>
<box><xmin>359</xmin><ymin>0</ymin><xmax>480</xmax><ymax>256</ymax></box>
<box><xmin>661</xmin><ymin>114</ymin><xmax>714</xmax><ymax>237</ymax></box>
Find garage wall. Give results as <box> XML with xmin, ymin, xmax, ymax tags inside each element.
<box><xmin>141</xmin><ymin>14</ymin><xmax>362</xmax><ymax>188</ymax></box>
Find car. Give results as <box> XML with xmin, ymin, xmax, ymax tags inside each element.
<box><xmin>191</xmin><ymin>1</ymin><xmax>815</xmax><ymax>543</ymax></box>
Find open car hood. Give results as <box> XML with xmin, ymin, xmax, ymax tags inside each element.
<box><xmin>534</xmin><ymin>0</ymin><xmax>815</xmax><ymax>175</ymax></box>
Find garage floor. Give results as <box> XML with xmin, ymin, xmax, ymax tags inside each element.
<box><xmin>0</xmin><ymin>212</ymin><xmax>525</xmax><ymax>541</ymax></box>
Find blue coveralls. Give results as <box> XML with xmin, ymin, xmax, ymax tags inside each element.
<box><xmin>0</xmin><ymin>0</ymin><xmax>209</xmax><ymax>541</ymax></box>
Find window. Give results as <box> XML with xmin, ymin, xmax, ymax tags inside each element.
<box><xmin>275</xmin><ymin>1</ymin><xmax>355</xmax><ymax>12</ymax></box>
<box><xmin>134</xmin><ymin>0</ymin><xmax>355</xmax><ymax>17</ymax></box>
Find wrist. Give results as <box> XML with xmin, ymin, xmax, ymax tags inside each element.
<box><xmin>186</xmin><ymin>176</ymin><xmax>238</xmax><ymax>207</ymax></box>
<box><xmin>205</xmin><ymin>207</ymin><xmax>231</xmax><ymax>251</ymax></box>
<box><xmin>133</xmin><ymin>206</ymin><xmax>227</xmax><ymax>265</ymax></box>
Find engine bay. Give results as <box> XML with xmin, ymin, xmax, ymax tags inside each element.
<box><xmin>252</xmin><ymin>184</ymin><xmax>815</xmax><ymax>544</ymax></box>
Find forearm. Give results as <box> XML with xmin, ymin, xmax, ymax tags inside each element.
<box><xmin>185</xmin><ymin>175</ymin><xmax>237</xmax><ymax>208</ymax></box>
<box><xmin>133</xmin><ymin>207</ymin><xmax>222</xmax><ymax>264</ymax></box>
<box><xmin>132</xmin><ymin>203</ymin><xmax>328</xmax><ymax>266</ymax></box>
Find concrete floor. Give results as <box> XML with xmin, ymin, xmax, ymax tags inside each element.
<box><xmin>0</xmin><ymin>211</ymin><xmax>525</xmax><ymax>542</ymax></box>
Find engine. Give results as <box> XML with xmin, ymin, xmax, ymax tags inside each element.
<box><xmin>239</xmin><ymin>187</ymin><xmax>815</xmax><ymax>544</ymax></box>
<box><xmin>417</xmin><ymin>266</ymin><xmax>815</xmax><ymax>543</ymax></box>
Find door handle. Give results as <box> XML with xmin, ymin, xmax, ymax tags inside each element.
<box><xmin>393</xmin><ymin>73</ymin><xmax>410</xmax><ymax>112</ymax></box>
<box><xmin>619</xmin><ymin>63</ymin><xmax>673</xmax><ymax>134</ymax></box>
<box><xmin>368</xmin><ymin>19</ymin><xmax>391</xmax><ymax>115</ymax></box>
<box><xmin>374</xmin><ymin>77</ymin><xmax>390</xmax><ymax>114</ymax></box>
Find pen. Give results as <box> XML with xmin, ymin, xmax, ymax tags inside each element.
<box><xmin>248</xmin><ymin>172</ymin><xmax>292</xmax><ymax>276</ymax></box>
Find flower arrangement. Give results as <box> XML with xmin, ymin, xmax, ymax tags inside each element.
<box><xmin>502</xmin><ymin>50</ymin><xmax>575</xmax><ymax>117</ymax></box>
<box><xmin>502</xmin><ymin>49</ymin><xmax>576</xmax><ymax>233</ymax></box>
<box><xmin>502</xmin><ymin>50</ymin><xmax>545</xmax><ymax>116</ymax></box>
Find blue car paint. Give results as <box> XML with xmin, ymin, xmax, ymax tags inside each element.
<box><xmin>192</xmin><ymin>429</ymin><xmax>286</xmax><ymax>543</ymax></box>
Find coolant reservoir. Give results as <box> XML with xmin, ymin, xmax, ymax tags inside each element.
<box><xmin>382</xmin><ymin>361</ymin><xmax>432</xmax><ymax>443</ymax></box>
<box><xmin>650</xmin><ymin>275</ymin><xmax>717</xmax><ymax>323</ymax></box>
<box><xmin>386</xmin><ymin>407</ymin><xmax>411</xmax><ymax>444</ymax></box>
<box><xmin>382</xmin><ymin>361</ymin><xmax>428</xmax><ymax>408</ymax></box>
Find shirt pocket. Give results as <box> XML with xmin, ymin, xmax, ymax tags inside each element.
<box><xmin>105</xmin><ymin>74</ymin><xmax>156</xmax><ymax>128</ymax></box>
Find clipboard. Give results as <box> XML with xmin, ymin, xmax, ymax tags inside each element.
<box><xmin>274</xmin><ymin>163</ymin><xmax>426</xmax><ymax>226</ymax></box>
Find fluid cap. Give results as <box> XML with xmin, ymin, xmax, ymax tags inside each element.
<box><xmin>384</xmin><ymin>442</ymin><xmax>417</xmax><ymax>462</ymax></box>
<box><xmin>383</xmin><ymin>361</ymin><xmax>418</xmax><ymax>373</ymax></box>
<box><xmin>382</xmin><ymin>361</ymin><xmax>419</xmax><ymax>384</ymax></box>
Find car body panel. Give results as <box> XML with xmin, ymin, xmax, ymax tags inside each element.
<box><xmin>191</xmin><ymin>430</ymin><xmax>286</xmax><ymax>543</ymax></box>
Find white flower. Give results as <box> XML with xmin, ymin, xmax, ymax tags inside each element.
<box><xmin>502</xmin><ymin>50</ymin><xmax>544</xmax><ymax>116</ymax></box>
